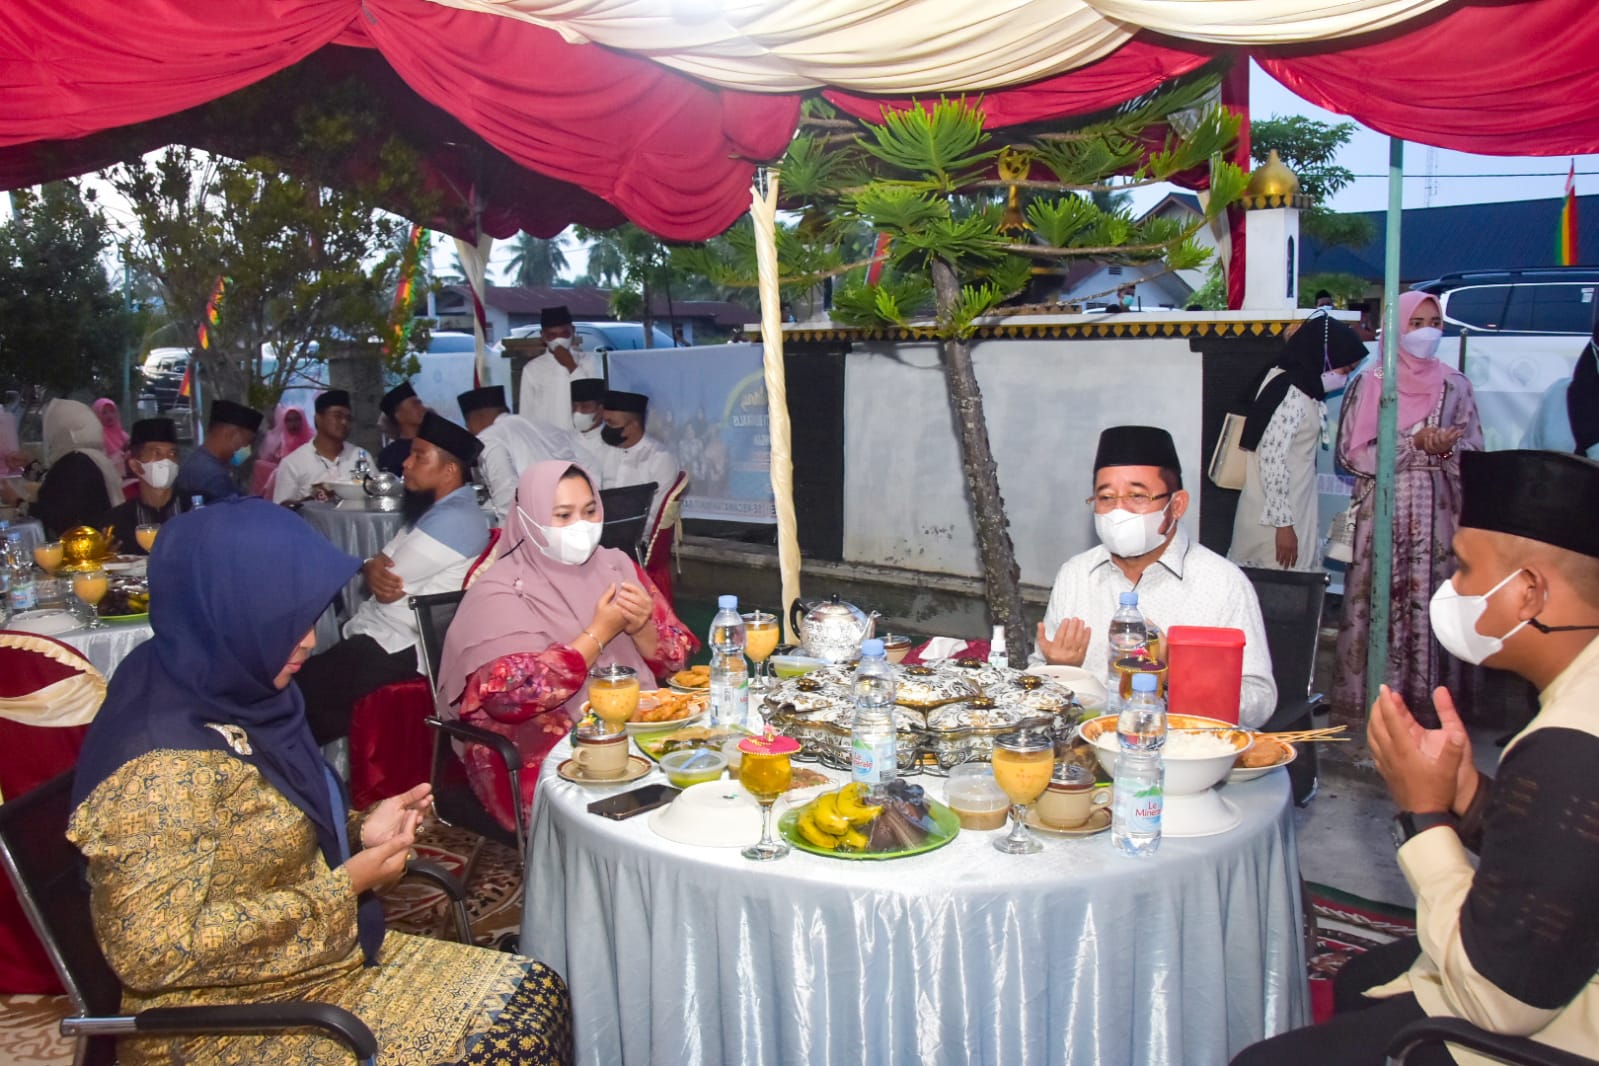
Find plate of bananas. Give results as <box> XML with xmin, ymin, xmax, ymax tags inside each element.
<box><xmin>779</xmin><ymin>780</ymin><xmax>959</xmax><ymax>860</ymax></box>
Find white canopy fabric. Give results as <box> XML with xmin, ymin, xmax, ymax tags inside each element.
<box><xmin>423</xmin><ymin>0</ymin><xmax>1450</xmax><ymax>91</ymax></box>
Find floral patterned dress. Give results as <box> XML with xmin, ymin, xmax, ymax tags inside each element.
<box><xmin>68</xmin><ymin>749</ymin><xmax>571</xmax><ymax>1066</ymax></box>
<box><xmin>457</xmin><ymin>563</ymin><xmax>696</xmax><ymax>832</ymax></box>
<box><xmin>1332</xmin><ymin>370</ymin><xmax>1484</xmax><ymax>726</ymax></box>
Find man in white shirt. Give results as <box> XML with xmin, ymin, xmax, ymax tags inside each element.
<box><xmin>459</xmin><ymin>384</ymin><xmax>584</xmax><ymax>522</ymax></box>
<box><xmin>570</xmin><ymin>377</ymin><xmax>608</xmax><ymax>468</ymax></box>
<box><xmin>518</xmin><ymin>304</ymin><xmax>601</xmax><ymax>428</ymax></box>
<box><xmin>600</xmin><ymin>389</ymin><xmax>682</xmax><ymax>529</ymax></box>
<box><xmin>1034</xmin><ymin>425</ymin><xmax>1277</xmax><ymax>728</ymax></box>
<box><xmin>271</xmin><ymin>390</ymin><xmax>373</xmax><ymax>504</ymax></box>
<box><xmin>295</xmin><ymin>411</ymin><xmax>490</xmax><ymax>743</ymax></box>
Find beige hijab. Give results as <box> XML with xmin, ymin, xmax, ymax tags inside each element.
<box><xmin>43</xmin><ymin>399</ymin><xmax>124</xmax><ymax>506</ymax></box>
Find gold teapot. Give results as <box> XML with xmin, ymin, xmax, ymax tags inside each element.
<box><xmin>60</xmin><ymin>525</ymin><xmax>111</xmax><ymax>572</ymax></box>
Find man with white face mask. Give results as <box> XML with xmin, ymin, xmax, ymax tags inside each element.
<box><xmin>570</xmin><ymin>377</ymin><xmax>608</xmax><ymax>467</ymax></box>
<box><xmin>1034</xmin><ymin>425</ymin><xmax>1276</xmax><ymax>728</ymax></box>
<box><xmin>518</xmin><ymin>305</ymin><xmax>601</xmax><ymax>429</ymax></box>
<box><xmin>103</xmin><ymin>418</ymin><xmax>191</xmax><ymax>555</ymax></box>
<box><xmin>1232</xmin><ymin>449</ymin><xmax>1599</xmax><ymax>1066</ymax></box>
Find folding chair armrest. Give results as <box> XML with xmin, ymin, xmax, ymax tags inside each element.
<box><xmin>1261</xmin><ymin>693</ymin><xmax>1327</xmax><ymax>735</ymax></box>
<box><xmin>424</xmin><ymin>716</ymin><xmax>522</xmax><ymax>774</ymax></box>
<box><xmin>105</xmin><ymin>1002</ymin><xmax>376</xmax><ymax>1062</ymax></box>
<box><xmin>1386</xmin><ymin>1017</ymin><xmax>1599</xmax><ymax>1066</ymax></box>
<box><xmin>403</xmin><ymin>858</ymin><xmax>475</xmax><ymax>945</ymax></box>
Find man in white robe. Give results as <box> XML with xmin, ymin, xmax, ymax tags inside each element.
<box><xmin>517</xmin><ymin>304</ymin><xmax>601</xmax><ymax>428</ymax></box>
<box><xmin>458</xmin><ymin>385</ymin><xmax>584</xmax><ymax>523</ymax></box>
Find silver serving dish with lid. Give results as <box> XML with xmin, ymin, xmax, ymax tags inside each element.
<box><xmin>788</xmin><ymin>594</ymin><xmax>879</xmax><ymax>663</ymax></box>
<box><xmin>363</xmin><ymin>470</ymin><xmax>405</xmax><ymax>512</ymax></box>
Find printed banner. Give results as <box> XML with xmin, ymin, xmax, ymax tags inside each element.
<box><xmin>607</xmin><ymin>343</ymin><xmax>776</xmax><ymax>523</ymax></box>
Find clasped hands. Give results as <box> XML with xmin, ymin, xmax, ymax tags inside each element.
<box><xmin>592</xmin><ymin>581</ymin><xmax>653</xmax><ymax>641</ymax></box>
<box><xmin>346</xmin><ymin>783</ymin><xmax>433</xmax><ymax>896</ymax></box>
<box><xmin>1413</xmin><ymin>426</ymin><xmax>1464</xmax><ymax>457</ymax></box>
<box><xmin>364</xmin><ymin>553</ymin><xmax>406</xmax><ymax>604</ymax></box>
<box><xmin>1367</xmin><ymin>684</ymin><xmax>1480</xmax><ymax>817</ymax></box>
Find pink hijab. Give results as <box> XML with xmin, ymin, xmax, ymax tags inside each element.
<box><xmin>1343</xmin><ymin>290</ymin><xmax>1449</xmax><ymax>450</ymax></box>
<box><xmin>436</xmin><ymin>460</ymin><xmax>653</xmax><ymax>716</ymax></box>
<box><xmin>251</xmin><ymin>404</ymin><xmax>314</xmax><ymax>495</ymax></box>
<box><xmin>93</xmin><ymin>398</ymin><xmax>129</xmax><ymax>470</ymax></box>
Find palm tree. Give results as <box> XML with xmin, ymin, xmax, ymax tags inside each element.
<box><xmin>505</xmin><ymin>233</ymin><xmax>569</xmax><ymax>287</ymax></box>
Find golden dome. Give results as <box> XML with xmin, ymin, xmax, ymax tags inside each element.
<box><xmin>1245</xmin><ymin>149</ymin><xmax>1301</xmax><ymax>200</ymax></box>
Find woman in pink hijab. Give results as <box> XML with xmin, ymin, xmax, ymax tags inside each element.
<box><xmin>1333</xmin><ymin>290</ymin><xmax>1483</xmax><ymax>726</ymax></box>
<box><xmin>436</xmin><ymin>461</ymin><xmax>697</xmax><ymax>832</ymax></box>
<box><xmin>249</xmin><ymin>403</ymin><xmax>313</xmax><ymax>497</ymax></box>
<box><xmin>92</xmin><ymin>398</ymin><xmax>130</xmax><ymax>477</ymax></box>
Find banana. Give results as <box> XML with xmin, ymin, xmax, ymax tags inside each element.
<box><xmin>834</xmin><ymin>782</ymin><xmax>883</xmax><ymax>826</ymax></box>
<box><xmin>840</xmin><ymin>827</ymin><xmax>870</xmax><ymax>852</ymax></box>
<box><xmin>796</xmin><ymin>810</ymin><xmax>840</xmax><ymax>850</ymax></box>
<box><xmin>811</xmin><ymin>792</ymin><xmax>851</xmax><ymax>836</ymax></box>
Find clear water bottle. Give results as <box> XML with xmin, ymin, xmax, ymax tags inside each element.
<box><xmin>988</xmin><ymin>624</ymin><xmax>1009</xmax><ymax>670</ymax></box>
<box><xmin>1112</xmin><ymin>672</ymin><xmax>1166</xmax><ymax>857</ymax></box>
<box><xmin>850</xmin><ymin>638</ymin><xmax>899</xmax><ymax>792</ymax></box>
<box><xmin>708</xmin><ymin>595</ymin><xmax>749</xmax><ymax>728</ymax></box>
<box><xmin>1106</xmin><ymin>590</ymin><xmax>1148</xmax><ymax>680</ymax></box>
<box><xmin>4</xmin><ymin>531</ymin><xmax>36</xmax><ymax>614</ymax></box>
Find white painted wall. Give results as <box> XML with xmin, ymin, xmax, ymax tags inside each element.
<box><xmin>842</xmin><ymin>335</ymin><xmax>1205</xmax><ymax>584</ymax></box>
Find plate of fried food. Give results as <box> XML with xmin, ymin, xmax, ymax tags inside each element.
<box><xmin>621</xmin><ymin>688</ymin><xmax>708</xmax><ymax>735</ymax></box>
<box><xmin>668</xmin><ymin>664</ymin><xmax>711</xmax><ymax>692</ymax></box>
<box><xmin>1227</xmin><ymin>734</ymin><xmax>1299</xmax><ymax>782</ymax></box>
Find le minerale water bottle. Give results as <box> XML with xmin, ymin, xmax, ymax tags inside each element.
<box><xmin>1106</xmin><ymin>590</ymin><xmax>1148</xmax><ymax>681</ymax></box>
<box><xmin>4</xmin><ymin>531</ymin><xmax>35</xmax><ymax>614</ymax></box>
<box><xmin>1112</xmin><ymin>671</ymin><xmax>1166</xmax><ymax>857</ymax></box>
<box><xmin>708</xmin><ymin>595</ymin><xmax>749</xmax><ymax>728</ymax></box>
<box><xmin>850</xmin><ymin>638</ymin><xmax>899</xmax><ymax>793</ymax></box>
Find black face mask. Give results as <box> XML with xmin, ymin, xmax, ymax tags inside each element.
<box><xmin>400</xmin><ymin>489</ymin><xmax>435</xmax><ymax>526</ymax></box>
<box><xmin>601</xmin><ymin>425</ymin><xmax>628</xmax><ymax>448</ymax></box>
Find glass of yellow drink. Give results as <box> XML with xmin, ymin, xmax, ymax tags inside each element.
<box><xmin>72</xmin><ymin>567</ymin><xmax>109</xmax><ymax>629</ymax></box>
<box><xmin>739</xmin><ymin>732</ymin><xmax>798</xmax><ymax>861</ymax></box>
<box><xmin>135</xmin><ymin>524</ymin><xmax>160</xmax><ymax>552</ymax></box>
<box><xmin>32</xmin><ymin>541</ymin><xmax>64</xmax><ymax>574</ymax></box>
<box><xmin>587</xmin><ymin>665</ymin><xmax>640</xmax><ymax>734</ymax></box>
<box><xmin>742</xmin><ymin>611</ymin><xmax>780</xmax><ymax>696</ymax></box>
<box><xmin>990</xmin><ymin>731</ymin><xmax>1054</xmax><ymax>854</ymax></box>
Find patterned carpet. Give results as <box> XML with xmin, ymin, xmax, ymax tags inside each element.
<box><xmin>0</xmin><ymin>821</ymin><xmax>525</xmax><ymax>1064</ymax></box>
<box><xmin>1305</xmin><ymin>881</ymin><xmax>1418</xmax><ymax>1024</ymax></box>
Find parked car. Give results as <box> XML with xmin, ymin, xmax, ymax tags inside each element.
<box><xmin>140</xmin><ymin>348</ymin><xmax>192</xmax><ymax>411</ymax></box>
<box><xmin>1412</xmin><ymin>267</ymin><xmax>1599</xmax><ymax>336</ymax></box>
<box><xmin>506</xmin><ymin>320</ymin><xmax>676</xmax><ymax>352</ymax></box>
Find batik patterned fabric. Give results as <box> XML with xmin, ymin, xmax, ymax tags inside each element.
<box><xmin>68</xmin><ymin>749</ymin><xmax>570</xmax><ymax>1066</ymax></box>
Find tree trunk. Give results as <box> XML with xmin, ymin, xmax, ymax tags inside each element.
<box><xmin>930</xmin><ymin>258</ymin><xmax>1029</xmax><ymax>656</ymax></box>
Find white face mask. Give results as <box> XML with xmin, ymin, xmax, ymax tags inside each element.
<box><xmin>1321</xmin><ymin>370</ymin><xmax>1351</xmax><ymax>394</ymax></box>
<box><xmin>572</xmin><ymin>411</ymin><xmax>598</xmax><ymax>434</ymax></box>
<box><xmin>135</xmin><ymin>458</ymin><xmax>179</xmax><ymax>490</ymax></box>
<box><xmin>1429</xmin><ymin>569</ymin><xmax>1530</xmax><ymax>665</ymax></box>
<box><xmin>517</xmin><ymin>505</ymin><xmax>602</xmax><ymax>566</ymax></box>
<box><xmin>1094</xmin><ymin>504</ymin><xmax>1170</xmax><ymax>559</ymax></box>
<box><xmin>547</xmin><ymin>336</ymin><xmax>573</xmax><ymax>353</ymax></box>
<box><xmin>1400</xmin><ymin>326</ymin><xmax>1442</xmax><ymax>360</ymax></box>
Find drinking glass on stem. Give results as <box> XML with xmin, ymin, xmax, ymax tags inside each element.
<box><xmin>743</xmin><ymin>610</ymin><xmax>780</xmax><ymax>695</ymax></box>
<box><xmin>587</xmin><ymin>664</ymin><xmax>640</xmax><ymax>734</ymax></box>
<box><xmin>739</xmin><ymin>731</ymin><xmax>799</xmax><ymax>861</ymax></box>
<box><xmin>32</xmin><ymin>540</ymin><xmax>64</xmax><ymax>574</ymax></box>
<box><xmin>135</xmin><ymin>524</ymin><xmax>160</xmax><ymax>553</ymax></box>
<box><xmin>72</xmin><ymin>566</ymin><xmax>109</xmax><ymax>629</ymax></box>
<box><xmin>990</xmin><ymin>731</ymin><xmax>1054</xmax><ymax>854</ymax></box>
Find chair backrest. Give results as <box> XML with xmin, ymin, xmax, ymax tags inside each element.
<box><xmin>642</xmin><ymin>472</ymin><xmax>689</xmax><ymax>568</ymax></box>
<box><xmin>1240</xmin><ymin>567</ymin><xmax>1330</xmax><ymax>703</ymax></box>
<box><xmin>0</xmin><ymin>772</ymin><xmax>122</xmax><ymax>1018</ymax></box>
<box><xmin>598</xmin><ymin>482</ymin><xmax>657</xmax><ymax>563</ymax></box>
<box><xmin>410</xmin><ymin>590</ymin><xmax>467</xmax><ymax>693</ymax></box>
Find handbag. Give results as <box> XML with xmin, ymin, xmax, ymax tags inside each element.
<box><xmin>1207</xmin><ymin>412</ymin><xmax>1248</xmax><ymax>491</ymax></box>
<box><xmin>1324</xmin><ymin>502</ymin><xmax>1359</xmax><ymax>564</ymax></box>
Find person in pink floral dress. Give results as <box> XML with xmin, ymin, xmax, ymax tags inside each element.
<box><xmin>436</xmin><ymin>461</ymin><xmax>697</xmax><ymax>832</ymax></box>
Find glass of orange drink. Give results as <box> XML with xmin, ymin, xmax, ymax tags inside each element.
<box><xmin>738</xmin><ymin>731</ymin><xmax>798</xmax><ymax>861</ymax></box>
<box><xmin>33</xmin><ymin>540</ymin><xmax>64</xmax><ymax>574</ymax></box>
<box><xmin>587</xmin><ymin>665</ymin><xmax>640</xmax><ymax>734</ymax></box>
<box><xmin>990</xmin><ymin>731</ymin><xmax>1054</xmax><ymax>854</ymax></box>
<box><xmin>135</xmin><ymin>524</ymin><xmax>160</xmax><ymax>552</ymax></box>
<box><xmin>743</xmin><ymin>610</ymin><xmax>780</xmax><ymax>698</ymax></box>
<box><xmin>72</xmin><ymin>566</ymin><xmax>109</xmax><ymax>629</ymax></box>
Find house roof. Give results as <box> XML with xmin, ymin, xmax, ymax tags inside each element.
<box><xmin>1299</xmin><ymin>194</ymin><xmax>1599</xmax><ymax>282</ymax></box>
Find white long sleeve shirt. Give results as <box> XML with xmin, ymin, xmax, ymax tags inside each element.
<box><xmin>517</xmin><ymin>348</ymin><xmax>601</xmax><ymax>429</ymax></box>
<box><xmin>271</xmin><ymin>439</ymin><xmax>371</xmax><ymax>504</ymax></box>
<box><xmin>599</xmin><ymin>434</ymin><xmax>682</xmax><ymax>534</ymax></box>
<box><xmin>476</xmin><ymin>412</ymin><xmax>585</xmax><ymax>521</ymax></box>
<box><xmin>1035</xmin><ymin>527</ymin><xmax>1277</xmax><ymax>728</ymax></box>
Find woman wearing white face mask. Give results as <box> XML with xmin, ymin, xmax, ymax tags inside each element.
<box><xmin>435</xmin><ymin>461</ymin><xmax>697</xmax><ymax>832</ymax></box>
<box><xmin>103</xmin><ymin>417</ymin><xmax>191</xmax><ymax>554</ymax></box>
<box><xmin>1333</xmin><ymin>290</ymin><xmax>1484</xmax><ymax>727</ymax></box>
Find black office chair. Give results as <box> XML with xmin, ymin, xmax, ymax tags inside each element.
<box><xmin>0</xmin><ymin>774</ymin><xmax>380</xmax><ymax>1066</ymax></box>
<box><xmin>410</xmin><ymin>590</ymin><xmax>526</xmax><ymax>861</ymax></box>
<box><xmin>1387</xmin><ymin>1017</ymin><xmax>1599</xmax><ymax>1065</ymax></box>
<box><xmin>598</xmin><ymin>481</ymin><xmax>657</xmax><ymax>564</ymax></box>
<box><xmin>1241</xmin><ymin>567</ymin><xmax>1330</xmax><ymax>806</ymax></box>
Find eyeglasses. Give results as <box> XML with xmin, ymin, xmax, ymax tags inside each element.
<box><xmin>1085</xmin><ymin>492</ymin><xmax>1172</xmax><ymax>513</ymax></box>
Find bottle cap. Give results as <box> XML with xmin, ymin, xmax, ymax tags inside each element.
<box><xmin>1119</xmin><ymin>591</ymin><xmax>1138</xmax><ymax>606</ymax></box>
<box><xmin>860</xmin><ymin>638</ymin><xmax>885</xmax><ymax>657</ymax></box>
<box><xmin>1131</xmin><ymin>672</ymin><xmax>1158</xmax><ymax>693</ymax></box>
<box><xmin>718</xmin><ymin>594</ymin><xmax>738</xmax><ymax>610</ymax></box>
<box><xmin>990</xmin><ymin>624</ymin><xmax>1005</xmax><ymax>645</ymax></box>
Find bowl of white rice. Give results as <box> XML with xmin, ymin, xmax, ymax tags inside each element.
<box><xmin>1078</xmin><ymin>713</ymin><xmax>1253</xmax><ymax>796</ymax></box>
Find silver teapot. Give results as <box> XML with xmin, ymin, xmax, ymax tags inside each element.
<box><xmin>364</xmin><ymin>470</ymin><xmax>405</xmax><ymax>512</ymax></box>
<box><xmin>789</xmin><ymin>594</ymin><xmax>879</xmax><ymax>664</ymax></box>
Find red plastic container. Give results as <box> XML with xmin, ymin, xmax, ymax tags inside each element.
<box><xmin>1164</xmin><ymin>626</ymin><xmax>1246</xmax><ymax>724</ymax></box>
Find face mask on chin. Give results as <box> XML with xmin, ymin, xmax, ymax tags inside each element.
<box><xmin>1400</xmin><ymin>326</ymin><xmax>1443</xmax><ymax>360</ymax></box>
<box><xmin>600</xmin><ymin>425</ymin><xmax>628</xmax><ymax>448</ymax></box>
<box><xmin>135</xmin><ymin>458</ymin><xmax>179</xmax><ymax>490</ymax></box>
<box><xmin>1094</xmin><ymin>504</ymin><xmax>1170</xmax><ymax>559</ymax></box>
<box><xmin>517</xmin><ymin>505</ymin><xmax>602</xmax><ymax>566</ymax></box>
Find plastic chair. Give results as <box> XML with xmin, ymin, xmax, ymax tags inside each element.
<box><xmin>598</xmin><ymin>481</ymin><xmax>657</xmax><ymax>564</ymax></box>
<box><xmin>1240</xmin><ymin>567</ymin><xmax>1330</xmax><ymax>806</ymax></box>
<box><xmin>1386</xmin><ymin>1017</ymin><xmax>1599</xmax><ymax>1065</ymax></box>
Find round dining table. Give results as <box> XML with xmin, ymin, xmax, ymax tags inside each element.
<box><xmin>522</xmin><ymin>740</ymin><xmax>1309</xmax><ymax>1066</ymax></box>
<box><xmin>296</xmin><ymin>500</ymin><xmax>404</xmax><ymax>618</ymax></box>
<box><xmin>58</xmin><ymin>618</ymin><xmax>154</xmax><ymax>678</ymax></box>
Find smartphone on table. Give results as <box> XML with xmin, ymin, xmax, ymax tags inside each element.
<box><xmin>587</xmin><ymin>783</ymin><xmax>680</xmax><ymax>821</ymax></box>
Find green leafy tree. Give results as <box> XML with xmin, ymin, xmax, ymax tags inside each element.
<box><xmin>574</xmin><ymin>224</ymin><xmax>678</xmax><ymax>345</ymax></box>
<box><xmin>675</xmin><ymin>82</ymin><xmax>1244</xmax><ymax>648</ymax></box>
<box><xmin>506</xmin><ymin>233</ymin><xmax>569</xmax><ymax>287</ymax></box>
<box><xmin>0</xmin><ymin>181</ymin><xmax>131</xmax><ymax>397</ymax></box>
<box><xmin>1250</xmin><ymin>115</ymin><xmax>1371</xmax><ymax>248</ymax></box>
<box><xmin>110</xmin><ymin>112</ymin><xmax>434</xmax><ymax>410</ymax></box>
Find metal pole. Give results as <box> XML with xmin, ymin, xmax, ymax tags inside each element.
<box><xmin>121</xmin><ymin>252</ymin><xmax>133</xmax><ymax>417</ymax></box>
<box><xmin>1365</xmin><ymin>138</ymin><xmax>1404</xmax><ymax>708</ymax></box>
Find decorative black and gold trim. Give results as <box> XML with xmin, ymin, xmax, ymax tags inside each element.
<box><xmin>758</xmin><ymin>318</ymin><xmax>1300</xmax><ymax>344</ymax></box>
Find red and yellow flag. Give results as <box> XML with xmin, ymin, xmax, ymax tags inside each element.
<box><xmin>196</xmin><ymin>275</ymin><xmax>228</xmax><ymax>350</ymax></box>
<box><xmin>1559</xmin><ymin>161</ymin><xmax>1578</xmax><ymax>265</ymax></box>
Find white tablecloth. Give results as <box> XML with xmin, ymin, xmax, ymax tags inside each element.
<box><xmin>296</xmin><ymin>501</ymin><xmax>403</xmax><ymax>619</ymax></box>
<box><xmin>58</xmin><ymin>619</ymin><xmax>154</xmax><ymax>678</ymax></box>
<box><xmin>523</xmin><ymin>743</ymin><xmax>1309</xmax><ymax>1066</ymax></box>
